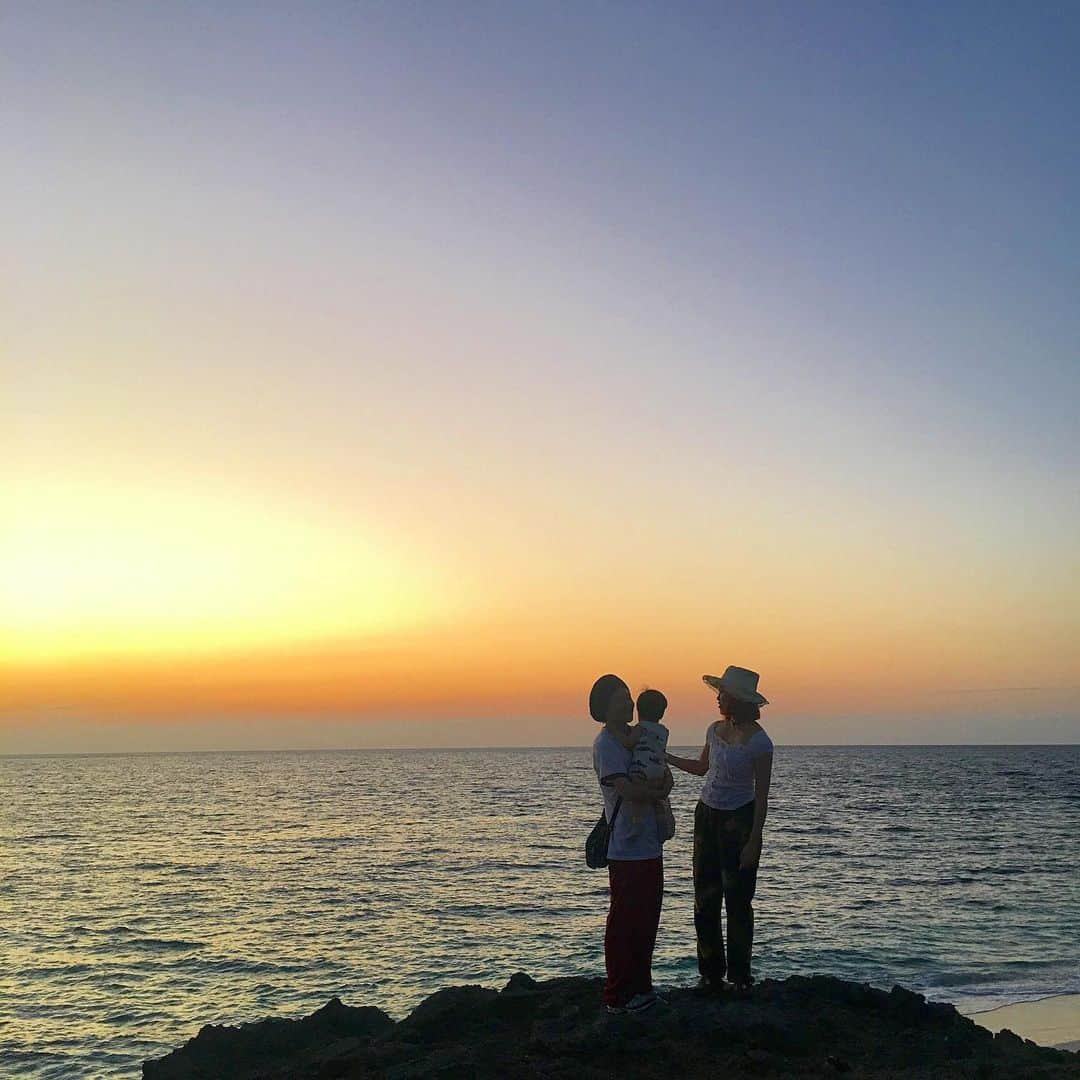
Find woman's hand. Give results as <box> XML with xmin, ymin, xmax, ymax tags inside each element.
<box><xmin>667</xmin><ymin>743</ymin><xmax>710</xmax><ymax>776</ymax></box>
<box><xmin>739</xmin><ymin>835</ymin><xmax>762</xmax><ymax>870</ymax></box>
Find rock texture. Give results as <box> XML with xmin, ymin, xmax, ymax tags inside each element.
<box><xmin>144</xmin><ymin>973</ymin><xmax>1080</xmax><ymax>1078</ymax></box>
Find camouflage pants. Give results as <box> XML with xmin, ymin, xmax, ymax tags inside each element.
<box><xmin>693</xmin><ymin>799</ymin><xmax>758</xmax><ymax>984</ymax></box>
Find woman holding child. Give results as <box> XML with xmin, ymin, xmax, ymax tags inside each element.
<box><xmin>590</xmin><ymin>674</ymin><xmax>673</xmax><ymax>1014</ymax></box>
<box><xmin>667</xmin><ymin>666</ymin><xmax>774</xmax><ymax>992</ymax></box>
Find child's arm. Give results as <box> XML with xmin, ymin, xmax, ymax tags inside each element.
<box><xmin>609</xmin><ymin>773</ymin><xmax>669</xmax><ymax>805</ymax></box>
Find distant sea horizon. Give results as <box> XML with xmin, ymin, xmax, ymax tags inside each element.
<box><xmin>6</xmin><ymin>740</ymin><xmax>1080</xmax><ymax>758</ymax></box>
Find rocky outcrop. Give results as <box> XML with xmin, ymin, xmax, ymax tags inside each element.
<box><xmin>144</xmin><ymin>972</ymin><xmax>1080</xmax><ymax>1078</ymax></box>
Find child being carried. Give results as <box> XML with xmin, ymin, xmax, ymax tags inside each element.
<box><xmin>614</xmin><ymin>689</ymin><xmax>676</xmax><ymax>841</ymax></box>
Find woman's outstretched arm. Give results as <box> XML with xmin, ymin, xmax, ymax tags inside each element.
<box><xmin>667</xmin><ymin>740</ymin><xmax>709</xmax><ymax>776</ymax></box>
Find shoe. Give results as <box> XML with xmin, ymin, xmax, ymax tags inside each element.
<box><xmin>624</xmin><ymin>991</ymin><xmax>658</xmax><ymax>1013</ymax></box>
<box><xmin>729</xmin><ymin>978</ymin><xmax>754</xmax><ymax>996</ymax></box>
<box><xmin>605</xmin><ymin>1003</ymin><xmax>627</xmax><ymax>1014</ymax></box>
<box><xmin>695</xmin><ymin>976</ymin><xmax>722</xmax><ymax>995</ymax></box>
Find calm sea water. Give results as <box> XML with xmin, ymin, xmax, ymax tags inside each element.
<box><xmin>2</xmin><ymin>745</ymin><xmax>1078</xmax><ymax>1078</ymax></box>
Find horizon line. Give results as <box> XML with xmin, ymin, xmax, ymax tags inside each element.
<box><xmin>4</xmin><ymin>741</ymin><xmax>1080</xmax><ymax>759</ymax></box>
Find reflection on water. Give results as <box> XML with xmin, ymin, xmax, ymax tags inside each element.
<box><xmin>2</xmin><ymin>745</ymin><xmax>1078</xmax><ymax>1077</ymax></box>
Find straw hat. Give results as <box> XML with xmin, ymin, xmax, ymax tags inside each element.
<box><xmin>703</xmin><ymin>666</ymin><xmax>768</xmax><ymax>706</ymax></box>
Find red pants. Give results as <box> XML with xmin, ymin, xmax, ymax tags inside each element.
<box><xmin>604</xmin><ymin>857</ymin><xmax>663</xmax><ymax>1006</ymax></box>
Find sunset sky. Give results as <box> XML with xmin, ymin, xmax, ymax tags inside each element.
<box><xmin>4</xmin><ymin>3</ymin><xmax>1078</xmax><ymax>751</ymax></box>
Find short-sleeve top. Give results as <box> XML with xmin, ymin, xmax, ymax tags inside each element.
<box><xmin>699</xmin><ymin>724</ymin><xmax>774</xmax><ymax>811</ymax></box>
<box><xmin>592</xmin><ymin>727</ymin><xmax>663</xmax><ymax>861</ymax></box>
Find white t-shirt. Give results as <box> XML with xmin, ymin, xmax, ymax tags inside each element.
<box><xmin>628</xmin><ymin>720</ymin><xmax>669</xmax><ymax>781</ymax></box>
<box><xmin>700</xmin><ymin>725</ymin><xmax>774</xmax><ymax>811</ymax></box>
<box><xmin>592</xmin><ymin>727</ymin><xmax>663</xmax><ymax>861</ymax></box>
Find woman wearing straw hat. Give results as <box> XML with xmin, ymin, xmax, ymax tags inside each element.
<box><xmin>666</xmin><ymin>666</ymin><xmax>774</xmax><ymax>992</ymax></box>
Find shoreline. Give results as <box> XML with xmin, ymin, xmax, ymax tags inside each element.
<box><xmin>964</xmin><ymin>992</ymin><xmax>1080</xmax><ymax>1051</ymax></box>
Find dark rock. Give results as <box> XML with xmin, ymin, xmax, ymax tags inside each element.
<box><xmin>890</xmin><ymin>984</ymin><xmax>927</xmax><ymax>1007</ymax></box>
<box><xmin>394</xmin><ymin>984</ymin><xmax>498</xmax><ymax>1043</ymax></box>
<box><xmin>814</xmin><ymin>1015</ymin><xmax>839</xmax><ymax>1040</ymax></box>
<box><xmin>143</xmin><ymin>996</ymin><xmax>392</xmax><ymax>1079</ymax></box>
<box><xmin>143</xmin><ymin>975</ymin><xmax>1080</xmax><ymax>1079</ymax></box>
<box><xmin>503</xmin><ymin>972</ymin><xmax>539</xmax><ymax>995</ymax></box>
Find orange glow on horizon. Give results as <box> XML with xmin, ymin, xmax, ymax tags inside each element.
<box><xmin>1</xmin><ymin>474</ymin><xmax>464</xmax><ymax>666</ymax></box>
<box><xmin>4</xmin><ymin>455</ymin><xmax>1077</xmax><ymax>744</ymax></box>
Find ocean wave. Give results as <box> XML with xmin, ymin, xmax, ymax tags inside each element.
<box><xmin>10</xmin><ymin>832</ymin><xmax>80</xmax><ymax>842</ymax></box>
<box><xmin>125</xmin><ymin>937</ymin><xmax>205</xmax><ymax>952</ymax></box>
<box><xmin>0</xmin><ymin>1049</ymin><xmax>75</xmax><ymax>1069</ymax></box>
<box><xmin>173</xmin><ymin>957</ymin><xmax>308</xmax><ymax>975</ymax></box>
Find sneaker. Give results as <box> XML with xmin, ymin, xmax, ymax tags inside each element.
<box><xmin>624</xmin><ymin>991</ymin><xmax>658</xmax><ymax>1013</ymax></box>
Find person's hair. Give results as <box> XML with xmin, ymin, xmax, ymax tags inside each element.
<box><xmin>726</xmin><ymin>697</ymin><xmax>761</xmax><ymax>725</ymax></box>
<box><xmin>589</xmin><ymin>674</ymin><xmax>628</xmax><ymax>723</ymax></box>
<box><xmin>636</xmin><ymin>688</ymin><xmax>667</xmax><ymax>723</ymax></box>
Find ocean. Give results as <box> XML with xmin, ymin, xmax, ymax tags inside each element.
<box><xmin>3</xmin><ymin>745</ymin><xmax>1078</xmax><ymax>1078</ymax></box>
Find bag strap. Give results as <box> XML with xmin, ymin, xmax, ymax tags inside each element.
<box><xmin>608</xmin><ymin>796</ymin><xmax>623</xmax><ymax>829</ymax></box>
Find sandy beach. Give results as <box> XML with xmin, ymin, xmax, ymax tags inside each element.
<box><xmin>966</xmin><ymin>994</ymin><xmax>1080</xmax><ymax>1051</ymax></box>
